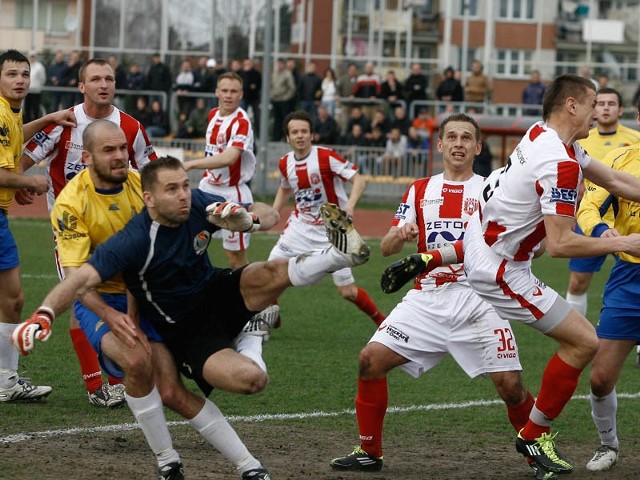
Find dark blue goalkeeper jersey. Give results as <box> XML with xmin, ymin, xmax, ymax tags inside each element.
<box><xmin>88</xmin><ymin>189</ymin><xmax>225</xmax><ymax>327</ymax></box>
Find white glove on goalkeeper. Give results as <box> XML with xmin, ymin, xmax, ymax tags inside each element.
<box><xmin>11</xmin><ymin>306</ymin><xmax>55</xmax><ymax>356</ymax></box>
<box><xmin>206</xmin><ymin>201</ymin><xmax>261</xmax><ymax>232</ymax></box>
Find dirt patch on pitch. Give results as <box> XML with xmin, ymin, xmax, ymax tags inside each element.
<box><xmin>2</xmin><ymin>422</ymin><xmax>639</xmax><ymax>479</ymax></box>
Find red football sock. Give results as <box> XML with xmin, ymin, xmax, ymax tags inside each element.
<box><xmin>108</xmin><ymin>375</ymin><xmax>124</xmax><ymax>385</ymax></box>
<box><xmin>507</xmin><ymin>391</ymin><xmax>535</xmax><ymax>432</ymax></box>
<box><xmin>521</xmin><ymin>353</ymin><xmax>582</xmax><ymax>439</ymax></box>
<box><xmin>349</xmin><ymin>287</ymin><xmax>386</xmax><ymax>326</ymax></box>
<box><xmin>355</xmin><ymin>377</ymin><xmax>388</xmax><ymax>459</ymax></box>
<box><xmin>424</xmin><ymin>240</ymin><xmax>464</xmax><ymax>271</ymax></box>
<box><xmin>70</xmin><ymin>328</ymin><xmax>103</xmax><ymax>393</ymax></box>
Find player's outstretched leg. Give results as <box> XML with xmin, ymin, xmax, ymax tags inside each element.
<box><xmin>320</xmin><ymin>203</ymin><xmax>370</xmax><ymax>266</ymax></box>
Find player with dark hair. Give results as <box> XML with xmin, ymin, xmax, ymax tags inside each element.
<box><xmin>248</xmin><ymin>110</ymin><xmax>385</xmax><ymax>336</ymax></box>
<box><xmin>381</xmin><ymin>74</ymin><xmax>640</xmax><ymax>478</ymax></box>
<box><xmin>330</xmin><ymin>113</ymin><xmax>536</xmax><ymax>476</ymax></box>
<box><xmin>20</xmin><ymin>57</ymin><xmax>157</xmax><ymax>407</ymax></box>
<box><xmin>0</xmin><ymin>49</ymin><xmax>75</xmax><ymax>402</ymax></box>
<box><xmin>12</xmin><ymin>155</ymin><xmax>370</xmax><ymax>479</ymax></box>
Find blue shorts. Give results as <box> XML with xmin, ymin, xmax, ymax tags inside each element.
<box><xmin>74</xmin><ymin>293</ymin><xmax>163</xmax><ymax>378</ymax></box>
<box><xmin>569</xmin><ymin>224</ymin><xmax>607</xmax><ymax>273</ymax></box>
<box><xmin>0</xmin><ymin>212</ymin><xmax>20</xmax><ymax>271</ymax></box>
<box><xmin>597</xmin><ymin>259</ymin><xmax>640</xmax><ymax>342</ymax></box>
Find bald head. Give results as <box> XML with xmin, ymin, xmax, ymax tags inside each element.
<box><xmin>83</xmin><ymin>119</ymin><xmax>122</xmax><ymax>153</ymax></box>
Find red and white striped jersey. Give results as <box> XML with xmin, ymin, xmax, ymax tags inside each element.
<box><xmin>279</xmin><ymin>146</ymin><xmax>357</xmax><ymax>225</ymax></box>
<box><xmin>24</xmin><ymin>103</ymin><xmax>156</xmax><ymax>211</ymax></box>
<box><xmin>479</xmin><ymin>121</ymin><xmax>591</xmax><ymax>262</ymax></box>
<box><xmin>199</xmin><ymin>106</ymin><xmax>255</xmax><ymax>188</ymax></box>
<box><xmin>392</xmin><ymin>173</ymin><xmax>483</xmax><ymax>291</ymax></box>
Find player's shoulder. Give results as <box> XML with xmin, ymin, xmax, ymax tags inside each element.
<box><xmin>54</xmin><ymin>170</ymin><xmax>90</xmax><ymax>208</ymax></box>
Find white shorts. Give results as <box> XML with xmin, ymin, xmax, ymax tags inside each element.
<box><xmin>463</xmin><ymin>214</ymin><xmax>570</xmax><ymax>333</ymax></box>
<box><xmin>198</xmin><ymin>182</ymin><xmax>253</xmax><ymax>252</ymax></box>
<box><xmin>370</xmin><ymin>285</ymin><xmax>522</xmax><ymax>379</ymax></box>
<box><xmin>268</xmin><ymin>217</ymin><xmax>354</xmax><ymax>287</ymax></box>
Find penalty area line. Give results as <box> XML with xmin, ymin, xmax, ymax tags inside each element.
<box><xmin>2</xmin><ymin>392</ymin><xmax>640</xmax><ymax>444</ymax></box>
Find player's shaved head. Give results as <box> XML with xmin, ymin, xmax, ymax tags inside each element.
<box><xmin>83</xmin><ymin>119</ymin><xmax>122</xmax><ymax>152</ymax></box>
<box><xmin>542</xmin><ymin>74</ymin><xmax>595</xmax><ymax>121</ymax></box>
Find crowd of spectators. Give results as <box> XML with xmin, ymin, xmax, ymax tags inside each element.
<box><xmin>25</xmin><ymin>51</ymin><xmax>563</xmax><ymax>177</ymax></box>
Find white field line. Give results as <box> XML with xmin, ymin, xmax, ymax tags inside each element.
<box><xmin>2</xmin><ymin>392</ymin><xmax>640</xmax><ymax>444</ymax></box>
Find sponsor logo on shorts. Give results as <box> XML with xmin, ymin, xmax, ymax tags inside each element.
<box><xmin>532</xmin><ymin>286</ymin><xmax>543</xmax><ymax>296</ymax></box>
<box><xmin>382</xmin><ymin>324</ymin><xmax>409</xmax><ymax>343</ymax></box>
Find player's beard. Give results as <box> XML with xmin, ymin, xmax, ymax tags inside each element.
<box><xmin>94</xmin><ymin>162</ymin><xmax>128</xmax><ymax>186</ymax></box>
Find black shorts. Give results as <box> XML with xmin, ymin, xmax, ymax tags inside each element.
<box><xmin>160</xmin><ymin>266</ymin><xmax>254</xmax><ymax>396</ymax></box>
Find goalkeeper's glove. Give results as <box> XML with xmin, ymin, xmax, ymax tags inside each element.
<box><xmin>11</xmin><ymin>307</ymin><xmax>55</xmax><ymax>356</ymax></box>
<box><xmin>205</xmin><ymin>201</ymin><xmax>261</xmax><ymax>233</ymax></box>
<box><xmin>380</xmin><ymin>253</ymin><xmax>433</xmax><ymax>294</ymax></box>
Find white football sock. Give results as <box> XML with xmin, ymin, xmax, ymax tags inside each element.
<box><xmin>287</xmin><ymin>247</ymin><xmax>349</xmax><ymax>286</ymax></box>
<box><xmin>235</xmin><ymin>334</ymin><xmax>267</xmax><ymax>372</ymax></box>
<box><xmin>125</xmin><ymin>387</ymin><xmax>180</xmax><ymax>466</ymax></box>
<box><xmin>566</xmin><ymin>292</ymin><xmax>588</xmax><ymax>317</ymax></box>
<box><xmin>590</xmin><ymin>388</ymin><xmax>619</xmax><ymax>449</ymax></box>
<box><xmin>189</xmin><ymin>399</ymin><xmax>261</xmax><ymax>472</ymax></box>
<box><xmin>0</xmin><ymin>322</ymin><xmax>19</xmax><ymax>376</ymax></box>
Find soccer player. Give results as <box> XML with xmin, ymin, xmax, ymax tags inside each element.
<box><xmin>330</xmin><ymin>113</ymin><xmax>536</xmax><ymax>476</ymax></box>
<box><xmin>48</xmin><ymin>120</ymin><xmax>276</xmax><ymax>480</ymax></box>
<box><xmin>20</xmin><ymin>57</ymin><xmax>157</xmax><ymax>408</ymax></box>
<box><xmin>0</xmin><ymin>49</ymin><xmax>76</xmax><ymax>402</ymax></box>
<box><xmin>576</xmin><ymin>103</ymin><xmax>640</xmax><ymax>472</ymax></box>
<box><xmin>253</xmin><ymin>110</ymin><xmax>385</xmax><ymax>330</ymax></box>
<box><xmin>12</xmin><ymin>155</ymin><xmax>370</xmax><ymax>479</ymax></box>
<box><xmin>565</xmin><ymin>87</ymin><xmax>640</xmax><ymax>317</ymax></box>
<box><xmin>183</xmin><ymin>71</ymin><xmax>256</xmax><ymax>268</ymax></box>
<box><xmin>381</xmin><ymin>74</ymin><xmax>640</xmax><ymax>477</ymax></box>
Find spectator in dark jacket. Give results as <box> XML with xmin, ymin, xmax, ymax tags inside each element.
<box><xmin>145</xmin><ymin>100</ymin><xmax>171</xmax><ymax>138</ymax></box>
<box><xmin>62</xmin><ymin>50</ymin><xmax>82</xmax><ymax>108</ymax></box>
<box><xmin>241</xmin><ymin>58</ymin><xmax>262</xmax><ymax>133</ymax></box>
<box><xmin>404</xmin><ymin>62</ymin><xmax>428</xmax><ymax>112</ymax></box>
<box><xmin>521</xmin><ymin>70</ymin><xmax>546</xmax><ymax>116</ymax></box>
<box><xmin>47</xmin><ymin>50</ymin><xmax>68</xmax><ymax>111</ymax></box>
<box><xmin>313</xmin><ymin>105</ymin><xmax>340</xmax><ymax>145</ymax></box>
<box><xmin>380</xmin><ymin>70</ymin><xmax>403</xmax><ymax>109</ymax></box>
<box><xmin>298</xmin><ymin>61</ymin><xmax>323</xmax><ymax>118</ymax></box>
<box><xmin>345</xmin><ymin>105</ymin><xmax>371</xmax><ymax>138</ymax></box>
<box><xmin>146</xmin><ymin>53</ymin><xmax>173</xmax><ymax>103</ymax></box>
<box><xmin>436</xmin><ymin>66</ymin><xmax>464</xmax><ymax>104</ymax></box>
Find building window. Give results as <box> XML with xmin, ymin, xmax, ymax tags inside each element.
<box><xmin>498</xmin><ymin>0</ymin><xmax>535</xmax><ymax>20</ymax></box>
<box><xmin>15</xmin><ymin>0</ymin><xmax>68</xmax><ymax>34</ymax></box>
<box><xmin>458</xmin><ymin>0</ymin><xmax>479</xmax><ymax>16</ymax></box>
<box><xmin>495</xmin><ymin>49</ymin><xmax>533</xmax><ymax>77</ymax></box>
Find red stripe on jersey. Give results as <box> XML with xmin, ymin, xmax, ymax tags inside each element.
<box><xmin>120</xmin><ymin>113</ymin><xmax>142</xmax><ymax>169</ymax></box>
<box><xmin>484</xmin><ymin>220</ymin><xmax>506</xmax><ymax>247</ymax></box>
<box><xmin>496</xmin><ymin>260</ymin><xmax>544</xmax><ymax>319</ymax></box>
<box><xmin>563</xmin><ymin>144</ymin><xmax>576</xmax><ymax>160</ymax></box>
<box><xmin>529</xmin><ymin>124</ymin><xmax>545</xmax><ymax>141</ymax></box>
<box><xmin>413</xmin><ymin>178</ymin><xmax>430</xmax><ymax>253</ymax></box>
<box><xmin>318</xmin><ymin>148</ymin><xmax>341</xmax><ymax>205</ymax></box>
<box><xmin>439</xmin><ymin>183</ymin><xmax>464</xmax><ymax>219</ymax></box>
<box><xmin>24</xmin><ymin>122</ymin><xmax>59</xmax><ymax>153</ymax></box>
<box><xmin>556</xmin><ymin>160</ymin><xmax>580</xmax><ymax>216</ymax></box>
<box><xmin>513</xmin><ymin>220</ymin><xmax>546</xmax><ymax>261</ymax></box>
<box><xmin>227</xmin><ymin>112</ymin><xmax>247</xmax><ymax>186</ymax></box>
<box><xmin>50</xmin><ymin>127</ymin><xmax>73</xmax><ymax>198</ymax></box>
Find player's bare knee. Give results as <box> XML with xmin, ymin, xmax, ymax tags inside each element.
<box><xmin>493</xmin><ymin>372</ymin><xmax>528</xmax><ymax>406</ymax></box>
<box><xmin>589</xmin><ymin>368</ymin><xmax>614</xmax><ymax>397</ymax></box>
<box><xmin>240</xmin><ymin>368</ymin><xmax>269</xmax><ymax>394</ymax></box>
<box><xmin>158</xmin><ymin>381</ymin><xmax>190</xmax><ymax>412</ymax></box>
<box><xmin>338</xmin><ymin>284</ymin><xmax>358</xmax><ymax>301</ymax></box>
<box><xmin>119</xmin><ymin>349</ymin><xmax>152</xmax><ymax>380</ymax></box>
<box><xmin>358</xmin><ymin>346</ymin><xmax>385</xmax><ymax>379</ymax></box>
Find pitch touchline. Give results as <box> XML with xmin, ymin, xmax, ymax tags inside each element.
<box><xmin>2</xmin><ymin>392</ymin><xmax>640</xmax><ymax>444</ymax></box>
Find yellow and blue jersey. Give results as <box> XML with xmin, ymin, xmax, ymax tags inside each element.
<box><xmin>577</xmin><ymin>142</ymin><xmax>640</xmax><ymax>265</ymax></box>
<box><xmin>0</xmin><ymin>97</ymin><xmax>24</xmax><ymax>209</ymax></box>
<box><xmin>51</xmin><ymin>169</ymin><xmax>144</xmax><ymax>293</ymax></box>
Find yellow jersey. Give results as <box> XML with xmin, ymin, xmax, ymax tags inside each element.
<box><xmin>51</xmin><ymin>169</ymin><xmax>144</xmax><ymax>293</ymax></box>
<box><xmin>577</xmin><ymin>143</ymin><xmax>640</xmax><ymax>264</ymax></box>
<box><xmin>578</xmin><ymin>124</ymin><xmax>640</xmax><ymax>164</ymax></box>
<box><xmin>0</xmin><ymin>97</ymin><xmax>23</xmax><ymax>209</ymax></box>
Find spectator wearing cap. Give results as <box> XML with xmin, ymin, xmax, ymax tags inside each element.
<box><xmin>200</xmin><ymin>58</ymin><xmax>219</xmax><ymax>109</ymax></box>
